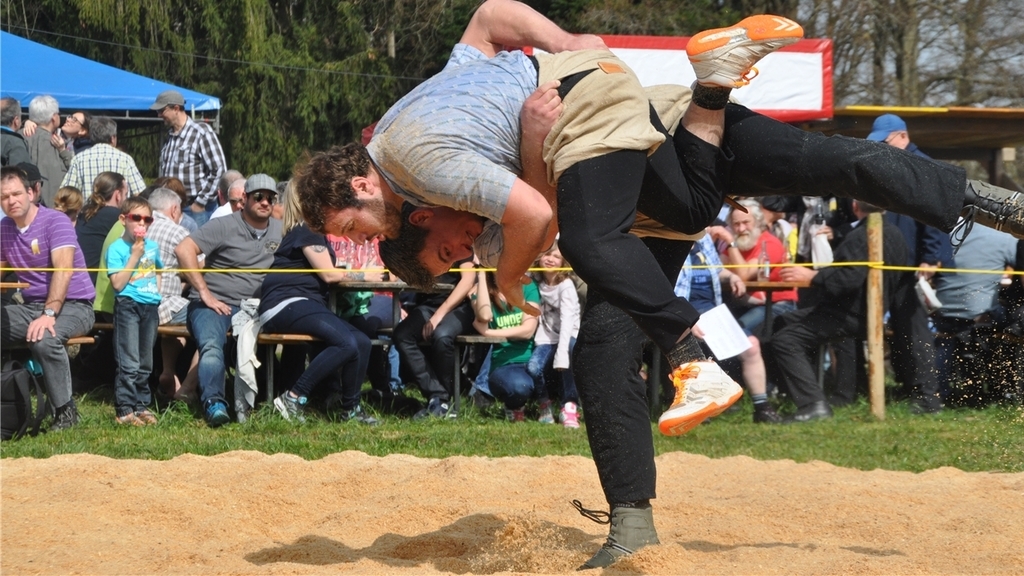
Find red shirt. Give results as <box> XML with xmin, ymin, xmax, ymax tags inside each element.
<box><xmin>738</xmin><ymin>231</ymin><xmax>798</xmax><ymax>303</ymax></box>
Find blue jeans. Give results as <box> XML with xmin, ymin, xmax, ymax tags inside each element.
<box><xmin>262</xmin><ymin>299</ymin><xmax>370</xmax><ymax>407</ymax></box>
<box><xmin>472</xmin><ymin>350</ymin><xmax>493</xmax><ymax>397</ymax></box>
<box><xmin>737</xmin><ymin>300</ymin><xmax>797</xmax><ymax>334</ymax></box>
<box><xmin>113</xmin><ymin>297</ymin><xmax>159</xmax><ymax>416</ymax></box>
<box><xmin>187</xmin><ymin>301</ymin><xmax>239</xmax><ymax>408</ymax></box>
<box><xmin>367</xmin><ymin>295</ymin><xmax>403</xmax><ymax>392</ymax></box>
<box><xmin>527</xmin><ymin>340</ymin><xmax>579</xmax><ymax>404</ymax></box>
<box><xmin>489</xmin><ymin>363</ymin><xmax>540</xmax><ymax>410</ymax></box>
<box><xmin>189</xmin><ymin>201</ymin><xmax>217</xmax><ymax>227</ymax></box>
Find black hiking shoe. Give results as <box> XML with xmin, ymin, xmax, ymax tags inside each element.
<box><xmin>957</xmin><ymin>180</ymin><xmax>1024</xmax><ymax>246</ymax></box>
<box><xmin>413</xmin><ymin>396</ymin><xmax>453</xmax><ymax>420</ymax></box>
<box><xmin>50</xmin><ymin>400</ymin><xmax>80</xmax><ymax>432</ymax></box>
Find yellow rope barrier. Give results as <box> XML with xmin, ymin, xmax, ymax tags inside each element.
<box><xmin>1</xmin><ymin>262</ymin><xmax>1022</xmax><ymax>276</ymax></box>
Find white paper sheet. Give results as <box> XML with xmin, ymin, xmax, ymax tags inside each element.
<box><xmin>695</xmin><ymin>304</ymin><xmax>752</xmax><ymax>360</ymax></box>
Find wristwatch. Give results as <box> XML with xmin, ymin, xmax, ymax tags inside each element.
<box><xmin>42</xmin><ymin>308</ymin><xmax>56</xmax><ymax>318</ymax></box>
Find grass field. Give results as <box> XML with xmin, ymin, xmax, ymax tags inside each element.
<box><xmin>3</xmin><ymin>386</ymin><xmax>1021</xmax><ymax>473</ymax></box>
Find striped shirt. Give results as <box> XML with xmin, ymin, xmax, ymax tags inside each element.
<box><xmin>61</xmin><ymin>144</ymin><xmax>146</xmax><ymax>196</ymax></box>
<box><xmin>0</xmin><ymin>206</ymin><xmax>95</xmax><ymax>302</ymax></box>
<box><xmin>158</xmin><ymin>117</ymin><xmax>226</xmax><ymax>208</ymax></box>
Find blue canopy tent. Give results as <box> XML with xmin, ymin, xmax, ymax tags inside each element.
<box><xmin>0</xmin><ymin>31</ymin><xmax>220</xmax><ymax>129</ymax></box>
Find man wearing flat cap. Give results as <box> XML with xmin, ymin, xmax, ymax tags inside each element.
<box><xmin>152</xmin><ymin>90</ymin><xmax>226</xmax><ymax>227</ymax></box>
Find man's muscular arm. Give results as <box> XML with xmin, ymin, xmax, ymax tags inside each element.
<box><xmin>460</xmin><ymin>0</ymin><xmax>606</xmax><ymax>57</ymax></box>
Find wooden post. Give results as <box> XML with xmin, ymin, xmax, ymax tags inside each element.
<box><xmin>866</xmin><ymin>212</ymin><xmax>885</xmax><ymax>419</ymax></box>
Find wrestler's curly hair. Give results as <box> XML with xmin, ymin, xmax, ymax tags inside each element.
<box><xmin>292</xmin><ymin>143</ymin><xmax>369</xmax><ymax>234</ymax></box>
<box><xmin>379</xmin><ymin>203</ymin><xmax>434</xmax><ymax>290</ymax></box>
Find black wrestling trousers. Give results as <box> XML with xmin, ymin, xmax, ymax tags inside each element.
<box><xmin>571</xmin><ymin>237</ymin><xmax>692</xmax><ymax>505</ymax></box>
<box><xmin>722</xmin><ymin>104</ymin><xmax>966</xmax><ymax>233</ymax></box>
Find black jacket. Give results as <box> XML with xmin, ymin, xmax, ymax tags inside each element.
<box><xmin>812</xmin><ymin>218</ymin><xmax>909</xmax><ymax>318</ymax></box>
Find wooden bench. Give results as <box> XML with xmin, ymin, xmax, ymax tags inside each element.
<box><xmin>452</xmin><ymin>334</ymin><xmax>507</xmax><ymax>414</ymax></box>
<box><xmin>3</xmin><ymin>334</ymin><xmax>96</xmax><ymax>349</ymax></box>
<box><xmin>158</xmin><ymin>324</ymin><xmax>191</xmax><ymax>338</ymax></box>
<box><xmin>92</xmin><ymin>322</ymin><xmax>192</xmax><ymax>339</ymax></box>
<box><xmin>257</xmin><ymin>332</ymin><xmax>391</xmax><ymax>404</ymax></box>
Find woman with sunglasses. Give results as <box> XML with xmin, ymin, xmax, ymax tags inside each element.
<box><xmin>20</xmin><ymin>111</ymin><xmax>93</xmax><ymax>155</ymax></box>
<box><xmin>57</xmin><ymin>111</ymin><xmax>93</xmax><ymax>155</ymax></box>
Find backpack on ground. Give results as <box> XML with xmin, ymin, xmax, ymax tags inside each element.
<box><xmin>1</xmin><ymin>360</ymin><xmax>46</xmax><ymax>441</ymax></box>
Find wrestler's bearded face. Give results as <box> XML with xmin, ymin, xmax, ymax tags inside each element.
<box><xmin>413</xmin><ymin>207</ymin><xmax>485</xmax><ymax>275</ymax></box>
<box><xmin>729</xmin><ymin>211</ymin><xmax>762</xmax><ymax>252</ymax></box>
<box><xmin>323</xmin><ymin>195</ymin><xmax>401</xmax><ymax>243</ymax></box>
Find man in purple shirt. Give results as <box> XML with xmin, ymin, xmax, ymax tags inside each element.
<box><xmin>1</xmin><ymin>165</ymin><xmax>95</xmax><ymax>431</ymax></box>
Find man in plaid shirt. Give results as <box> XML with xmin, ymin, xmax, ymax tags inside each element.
<box><xmin>60</xmin><ymin>117</ymin><xmax>145</xmax><ymax>196</ymax></box>
<box><xmin>152</xmin><ymin>90</ymin><xmax>226</xmax><ymax>227</ymax></box>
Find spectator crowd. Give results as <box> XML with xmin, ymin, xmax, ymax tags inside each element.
<box><xmin>2</xmin><ymin>94</ymin><xmax>1023</xmax><ymax>434</ymax></box>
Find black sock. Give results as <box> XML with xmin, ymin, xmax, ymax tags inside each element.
<box><xmin>666</xmin><ymin>333</ymin><xmax>707</xmax><ymax>368</ymax></box>
<box><xmin>691</xmin><ymin>83</ymin><xmax>731</xmax><ymax>110</ymax></box>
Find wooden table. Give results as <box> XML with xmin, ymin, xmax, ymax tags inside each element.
<box><xmin>0</xmin><ymin>281</ymin><xmax>29</xmax><ymax>292</ymax></box>
<box><xmin>744</xmin><ymin>280</ymin><xmax>809</xmax><ymax>338</ymax></box>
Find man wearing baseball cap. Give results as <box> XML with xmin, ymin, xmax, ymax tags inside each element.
<box><xmin>16</xmin><ymin>161</ymin><xmax>45</xmax><ymax>202</ymax></box>
<box><xmin>152</xmin><ymin>90</ymin><xmax>226</xmax><ymax>227</ymax></box>
<box><xmin>173</xmin><ymin>171</ymin><xmax>281</xmax><ymax>427</ymax></box>
<box><xmin>865</xmin><ymin>113</ymin><xmax>909</xmax><ymax>143</ymax></box>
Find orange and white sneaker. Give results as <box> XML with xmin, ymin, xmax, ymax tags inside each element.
<box><xmin>687</xmin><ymin>14</ymin><xmax>803</xmax><ymax>88</ymax></box>
<box><xmin>658</xmin><ymin>360</ymin><xmax>744</xmax><ymax>436</ymax></box>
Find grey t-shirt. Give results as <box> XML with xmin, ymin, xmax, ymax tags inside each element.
<box><xmin>935</xmin><ymin>225</ymin><xmax>1018</xmax><ymax>319</ymax></box>
<box><xmin>188</xmin><ymin>211</ymin><xmax>282</xmax><ymax>306</ymax></box>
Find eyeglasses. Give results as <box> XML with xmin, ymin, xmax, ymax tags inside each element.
<box><xmin>126</xmin><ymin>214</ymin><xmax>154</xmax><ymax>224</ymax></box>
<box><xmin>248</xmin><ymin>191</ymin><xmax>277</xmax><ymax>204</ymax></box>
<box><xmin>65</xmin><ymin>116</ymin><xmax>82</xmax><ymax>125</ymax></box>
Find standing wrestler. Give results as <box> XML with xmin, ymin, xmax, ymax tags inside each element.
<box><xmin>294</xmin><ymin>0</ymin><xmax>1024</xmax><ymax>568</ymax></box>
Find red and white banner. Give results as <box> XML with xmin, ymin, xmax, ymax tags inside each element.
<box><xmin>593</xmin><ymin>36</ymin><xmax>833</xmax><ymax>123</ymax></box>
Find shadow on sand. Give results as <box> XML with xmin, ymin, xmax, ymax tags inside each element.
<box><xmin>245</xmin><ymin>513</ymin><xmax>599</xmax><ymax>573</ymax></box>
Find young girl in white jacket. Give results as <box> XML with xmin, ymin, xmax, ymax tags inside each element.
<box><xmin>527</xmin><ymin>242</ymin><xmax>582</xmax><ymax>428</ymax></box>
